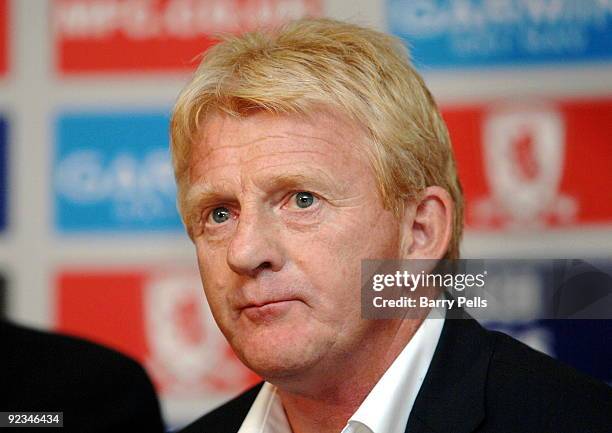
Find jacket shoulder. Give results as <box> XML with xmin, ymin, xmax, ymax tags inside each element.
<box><xmin>2</xmin><ymin>321</ymin><xmax>155</xmax><ymax>398</ymax></box>
<box><xmin>0</xmin><ymin>321</ymin><xmax>165</xmax><ymax>432</ymax></box>
<box><xmin>484</xmin><ymin>329</ymin><xmax>612</xmax><ymax>432</ymax></box>
<box><xmin>179</xmin><ymin>383</ymin><xmax>263</xmax><ymax>433</ymax></box>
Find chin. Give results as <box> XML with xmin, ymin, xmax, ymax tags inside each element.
<box><xmin>228</xmin><ymin>325</ymin><xmax>328</xmax><ymax>381</ymax></box>
<box><xmin>242</xmin><ymin>351</ymin><xmax>312</xmax><ymax>380</ymax></box>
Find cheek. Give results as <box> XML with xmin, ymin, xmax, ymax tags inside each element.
<box><xmin>196</xmin><ymin>237</ymin><xmax>229</xmax><ymax>275</ymax></box>
<box><xmin>329</xmin><ymin>207</ymin><xmax>401</xmax><ymax>258</ymax></box>
<box><xmin>289</xmin><ymin>210</ymin><xmax>399</xmax><ymax>300</ymax></box>
<box><xmin>195</xmin><ymin>242</ymin><xmax>231</xmax><ymax>307</ymax></box>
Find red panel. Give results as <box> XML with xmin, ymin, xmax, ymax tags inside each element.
<box><xmin>558</xmin><ymin>99</ymin><xmax>612</xmax><ymax>222</ymax></box>
<box><xmin>55</xmin><ymin>269</ymin><xmax>259</xmax><ymax>396</ymax></box>
<box><xmin>56</xmin><ymin>271</ymin><xmax>149</xmax><ymax>361</ymax></box>
<box><xmin>53</xmin><ymin>0</ymin><xmax>322</xmax><ymax>74</ymax></box>
<box><xmin>0</xmin><ymin>0</ymin><xmax>7</xmax><ymax>75</ymax></box>
<box><xmin>442</xmin><ymin>97</ymin><xmax>612</xmax><ymax>230</ymax></box>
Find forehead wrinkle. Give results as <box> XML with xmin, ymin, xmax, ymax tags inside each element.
<box><xmin>190</xmin><ymin>116</ymin><xmax>370</xmax><ymax>198</ymax></box>
<box><xmin>242</xmin><ymin>134</ymin><xmax>338</xmax><ymax>161</ymax></box>
<box><xmin>249</xmin><ymin>161</ymin><xmax>352</xmax><ymax>196</ymax></box>
<box><xmin>189</xmin><ymin>155</ymin><xmax>242</xmax><ymax>187</ymax></box>
<box><xmin>203</xmin><ymin>130</ymin><xmax>329</xmax><ymax>156</ymax></box>
<box><xmin>199</xmin><ymin>122</ymin><xmax>366</xmax><ymax>166</ymax></box>
<box><xmin>246</xmin><ymin>131</ymin><xmax>364</xmax><ymax>158</ymax></box>
<box><xmin>240</xmin><ymin>148</ymin><xmax>332</xmax><ymax>167</ymax></box>
<box><xmin>280</xmin><ymin>131</ymin><xmax>372</xmax><ymax>168</ymax></box>
<box><xmin>197</xmin><ymin>132</ymin><xmax>293</xmax><ymax>162</ymax></box>
<box><xmin>282</xmin><ymin>131</ymin><xmax>357</xmax><ymax>150</ymax></box>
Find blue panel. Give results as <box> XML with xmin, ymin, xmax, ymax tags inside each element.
<box><xmin>53</xmin><ymin>112</ymin><xmax>182</xmax><ymax>233</ymax></box>
<box><xmin>482</xmin><ymin>259</ymin><xmax>612</xmax><ymax>384</ymax></box>
<box><xmin>548</xmin><ymin>319</ymin><xmax>612</xmax><ymax>382</ymax></box>
<box><xmin>387</xmin><ymin>0</ymin><xmax>612</xmax><ymax>69</ymax></box>
<box><xmin>484</xmin><ymin>319</ymin><xmax>612</xmax><ymax>384</ymax></box>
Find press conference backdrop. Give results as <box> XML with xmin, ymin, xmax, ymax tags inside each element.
<box><xmin>0</xmin><ymin>0</ymin><xmax>610</xmax><ymax>428</ymax></box>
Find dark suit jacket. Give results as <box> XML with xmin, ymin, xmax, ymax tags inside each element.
<box><xmin>0</xmin><ymin>320</ymin><xmax>165</xmax><ymax>433</ymax></box>
<box><xmin>179</xmin><ymin>312</ymin><xmax>612</xmax><ymax>433</ymax></box>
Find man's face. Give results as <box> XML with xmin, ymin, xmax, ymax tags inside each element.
<box><xmin>186</xmin><ymin>109</ymin><xmax>405</xmax><ymax>380</ymax></box>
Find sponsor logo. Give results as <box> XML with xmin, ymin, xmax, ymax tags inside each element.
<box><xmin>443</xmin><ymin>98</ymin><xmax>612</xmax><ymax>229</ymax></box>
<box><xmin>144</xmin><ymin>273</ymin><xmax>255</xmax><ymax>393</ymax></box>
<box><xmin>53</xmin><ymin>0</ymin><xmax>322</xmax><ymax>73</ymax></box>
<box><xmin>477</xmin><ymin>104</ymin><xmax>576</xmax><ymax>228</ymax></box>
<box><xmin>53</xmin><ymin>112</ymin><xmax>183</xmax><ymax>232</ymax></box>
<box><xmin>55</xmin><ymin>269</ymin><xmax>258</xmax><ymax>396</ymax></box>
<box><xmin>387</xmin><ymin>0</ymin><xmax>612</xmax><ymax>68</ymax></box>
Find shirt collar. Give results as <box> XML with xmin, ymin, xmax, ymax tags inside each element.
<box><xmin>346</xmin><ymin>306</ymin><xmax>445</xmax><ymax>433</ymax></box>
<box><xmin>238</xmin><ymin>306</ymin><xmax>446</xmax><ymax>433</ymax></box>
<box><xmin>238</xmin><ymin>382</ymin><xmax>291</xmax><ymax>433</ymax></box>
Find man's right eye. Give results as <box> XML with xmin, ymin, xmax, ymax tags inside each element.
<box><xmin>209</xmin><ymin>207</ymin><xmax>231</xmax><ymax>224</ymax></box>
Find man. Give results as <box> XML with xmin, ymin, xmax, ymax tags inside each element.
<box><xmin>1</xmin><ymin>319</ymin><xmax>165</xmax><ymax>432</ymax></box>
<box><xmin>171</xmin><ymin>18</ymin><xmax>611</xmax><ymax>433</ymax></box>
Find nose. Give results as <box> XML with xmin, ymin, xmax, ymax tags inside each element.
<box><xmin>226</xmin><ymin>209</ymin><xmax>285</xmax><ymax>277</ymax></box>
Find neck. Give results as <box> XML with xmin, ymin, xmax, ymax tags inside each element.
<box><xmin>274</xmin><ymin>314</ymin><xmax>427</xmax><ymax>433</ymax></box>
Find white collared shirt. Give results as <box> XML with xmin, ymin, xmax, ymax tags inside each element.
<box><xmin>237</xmin><ymin>306</ymin><xmax>446</xmax><ymax>433</ymax></box>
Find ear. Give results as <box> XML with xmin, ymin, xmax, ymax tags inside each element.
<box><xmin>399</xmin><ymin>186</ymin><xmax>454</xmax><ymax>259</ymax></box>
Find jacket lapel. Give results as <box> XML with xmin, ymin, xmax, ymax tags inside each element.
<box><xmin>405</xmin><ymin>309</ymin><xmax>494</xmax><ymax>433</ymax></box>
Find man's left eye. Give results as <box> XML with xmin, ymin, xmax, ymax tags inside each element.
<box><xmin>294</xmin><ymin>191</ymin><xmax>316</xmax><ymax>209</ymax></box>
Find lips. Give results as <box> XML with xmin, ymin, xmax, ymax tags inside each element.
<box><xmin>239</xmin><ymin>298</ymin><xmax>300</xmax><ymax>322</ymax></box>
<box><xmin>235</xmin><ymin>286</ymin><xmax>304</xmax><ymax>311</ymax></box>
<box><xmin>240</xmin><ymin>298</ymin><xmax>296</xmax><ymax>309</ymax></box>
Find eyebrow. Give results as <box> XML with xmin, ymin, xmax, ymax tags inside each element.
<box><xmin>264</xmin><ymin>172</ymin><xmax>329</xmax><ymax>191</ymax></box>
<box><xmin>182</xmin><ymin>183</ymin><xmax>227</xmax><ymax>227</ymax></box>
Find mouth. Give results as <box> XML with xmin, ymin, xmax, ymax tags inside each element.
<box><xmin>240</xmin><ymin>299</ymin><xmax>300</xmax><ymax>322</ymax></box>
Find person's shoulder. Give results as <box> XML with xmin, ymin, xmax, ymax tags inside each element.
<box><xmin>485</xmin><ymin>328</ymin><xmax>611</xmax><ymax>431</ymax></box>
<box><xmin>179</xmin><ymin>383</ymin><xmax>264</xmax><ymax>433</ymax></box>
<box><xmin>488</xmin><ymin>329</ymin><xmax>610</xmax><ymax>396</ymax></box>
<box><xmin>2</xmin><ymin>320</ymin><xmax>147</xmax><ymax>385</ymax></box>
<box><xmin>1</xmin><ymin>321</ymin><xmax>165</xmax><ymax>432</ymax></box>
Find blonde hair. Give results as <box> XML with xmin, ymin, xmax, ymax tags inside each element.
<box><xmin>171</xmin><ymin>18</ymin><xmax>463</xmax><ymax>259</ymax></box>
